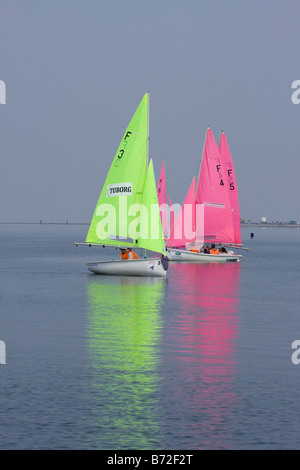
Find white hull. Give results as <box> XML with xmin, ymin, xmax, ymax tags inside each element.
<box><xmin>87</xmin><ymin>258</ymin><xmax>167</xmax><ymax>277</ymax></box>
<box><xmin>166</xmin><ymin>248</ymin><xmax>242</xmax><ymax>263</ymax></box>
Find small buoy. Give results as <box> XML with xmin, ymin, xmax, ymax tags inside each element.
<box><xmin>250</xmin><ymin>232</ymin><xmax>254</xmax><ymax>238</ymax></box>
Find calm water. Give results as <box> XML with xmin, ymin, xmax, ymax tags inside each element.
<box><xmin>0</xmin><ymin>223</ymin><xmax>300</xmax><ymax>450</ymax></box>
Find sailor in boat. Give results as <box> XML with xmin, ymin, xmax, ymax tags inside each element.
<box><xmin>209</xmin><ymin>244</ymin><xmax>219</xmax><ymax>254</ymax></box>
<box><xmin>120</xmin><ymin>248</ymin><xmax>139</xmax><ymax>260</ymax></box>
<box><xmin>187</xmin><ymin>242</ymin><xmax>202</xmax><ymax>253</ymax></box>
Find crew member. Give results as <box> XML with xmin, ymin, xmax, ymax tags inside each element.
<box><xmin>127</xmin><ymin>248</ymin><xmax>139</xmax><ymax>259</ymax></box>
<box><xmin>209</xmin><ymin>244</ymin><xmax>219</xmax><ymax>255</ymax></box>
<box><xmin>120</xmin><ymin>248</ymin><xmax>139</xmax><ymax>260</ymax></box>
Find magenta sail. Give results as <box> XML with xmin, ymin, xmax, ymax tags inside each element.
<box><xmin>195</xmin><ymin>127</ymin><xmax>236</xmax><ymax>245</ymax></box>
<box><xmin>218</xmin><ymin>131</ymin><xmax>241</xmax><ymax>245</ymax></box>
<box><xmin>157</xmin><ymin>161</ymin><xmax>169</xmax><ymax>239</ymax></box>
<box><xmin>167</xmin><ymin>177</ymin><xmax>196</xmax><ymax>248</ymax></box>
<box><xmin>169</xmin><ymin>194</ymin><xmax>174</xmax><ymax>241</ymax></box>
<box><xmin>166</xmin><ymin>126</ymin><xmax>243</xmax><ymax>263</ymax></box>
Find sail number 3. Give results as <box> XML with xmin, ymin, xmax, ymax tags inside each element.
<box><xmin>114</xmin><ymin>131</ymin><xmax>132</xmax><ymax>167</ymax></box>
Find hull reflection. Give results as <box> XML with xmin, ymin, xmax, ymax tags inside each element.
<box><xmin>84</xmin><ymin>276</ymin><xmax>166</xmax><ymax>449</ymax></box>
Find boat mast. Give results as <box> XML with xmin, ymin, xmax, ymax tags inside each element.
<box><xmin>196</xmin><ymin>125</ymin><xmax>210</xmax><ymax>195</ymax></box>
<box><xmin>144</xmin><ymin>90</ymin><xmax>150</xmax><ymax>259</ymax></box>
<box><xmin>146</xmin><ymin>90</ymin><xmax>150</xmax><ymax>167</ymax></box>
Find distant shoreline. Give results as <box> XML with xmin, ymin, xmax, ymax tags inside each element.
<box><xmin>241</xmin><ymin>223</ymin><xmax>300</xmax><ymax>227</ymax></box>
<box><xmin>0</xmin><ymin>222</ymin><xmax>89</xmax><ymax>225</ymax></box>
<box><xmin>0</xmin><ymin>221</ymin><xmax>299</xmax><ymax>227</ymax></box>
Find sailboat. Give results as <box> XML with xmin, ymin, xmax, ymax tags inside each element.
<box><xmin>166</xmin><ymin>127</ymin><xmax>243</xmax><ymax>262</ymax></box>
<box><xmin>75</xmin><ymin>92</ymin><xmax>168</xmax><ymax>277</ymax></box>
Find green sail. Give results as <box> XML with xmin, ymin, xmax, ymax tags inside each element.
<box><xmin>85</xmin><ymin>93</ymin><xmax>166</xmax><ymax>255</ymax></box>
<box><xmin>86</xmin><ymin>93</ymin><xmax>149</xmax><ymax>247</ymax></box>
<box><xmin>137</xmin><ymin>159</ymin><xmax>166</xmax><ymax>255</ymax></box>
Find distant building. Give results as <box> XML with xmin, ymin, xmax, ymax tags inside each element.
<box><xmin>261</xmin><ymin>217</ymin><xmax>267</xmax><ymax>223</ymax></box>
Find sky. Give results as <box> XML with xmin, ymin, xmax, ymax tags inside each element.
<box><xmin>1</xmin><ymin>0</ymin><xmax>300</xmax><ymax>224</ymax></box>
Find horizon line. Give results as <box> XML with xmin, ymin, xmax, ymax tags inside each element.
<box><xmin>0</xmin><ymin>221</ymin><xmax>90</xmax><ymax>225</ymax></box>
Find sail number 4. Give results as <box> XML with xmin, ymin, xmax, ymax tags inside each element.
<box><xmin>216</xmin><ymin>163</ymin><xmax>235</xmax><ymax>190</ymax></box>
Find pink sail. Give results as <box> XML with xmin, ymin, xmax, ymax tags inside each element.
<box><xmin>195</xmin><ymin>128</ymin><xmax>236</xmax><ymax>244</ymax></box>
<box><xmin>169</xmin><ymin>194</ymin><xmax>174</xmax><ymax>242</ymax></box>
<box><xmin>218</xmin><ymin>131</ymin><xmax>241</xmax><ymax>245</ymax></box>
<box><xmin>157</xmin><ymin>161</ymin><xmax>169</xmax><ymax>239</ymax></box>
<box><xmin>167</xmin><ymin>177</ymin><xmax>196</xmax><ymax>248</ymax></box>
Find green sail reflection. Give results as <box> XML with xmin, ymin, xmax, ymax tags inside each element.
<box><xmin>85</xmin><ymin>276</ymin><xmax>166</xmax><ymax>449</ymax></box>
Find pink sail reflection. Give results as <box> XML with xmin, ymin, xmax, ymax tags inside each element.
<box><xmin>170</xmin><ymin>262</ymin><xmax>240</xmax><ymax>360</ymax></box>
<box><xmin>168</xmin><ymin>262</ymin><xmax>241</xmax><ymax>448</ymax></box>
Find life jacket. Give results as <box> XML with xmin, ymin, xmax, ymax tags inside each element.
<box><xmin>210</xmin><ymin>249</ymin><xmax>219</xmax><ymax>255</ymax></box>
<box><xmin>121</xmin><ymin>250</ymin><xmax>139</xmax><ymax>260</ymax></box>
<box><xmin>128</xmin><ymin>250</ymin><xmax>139</xmax><ymax>259</ymax></box>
